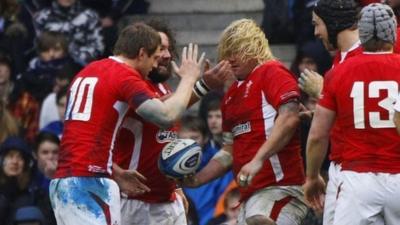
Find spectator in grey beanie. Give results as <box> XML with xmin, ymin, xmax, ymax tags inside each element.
<box><xmin>313</xmin><ymin>0</ymin><xmax>360</xmax><ymax>49</ymax></box>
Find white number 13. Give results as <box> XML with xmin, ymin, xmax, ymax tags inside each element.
<box><xmin>65</xmin><ymin>77</ymin><xmax>98</xmax><ymax>121</ymax></box>
<box><xmin>350</xmin><ymin>81</ymin><xmax>397</xmax><ymax>129</ymax></box>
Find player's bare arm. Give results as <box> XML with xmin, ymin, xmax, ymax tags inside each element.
<box><xmin>112</xmin><ymin>162</ymin><xmax>150</xmax><ymax>196</ymax></box>
<box><xmin>298</xmin><ymin>69</ymin><xmax>324</xmax><ymax>98</ymax></box>
<box><xmin>136</xmin><ymin>43</ymin><xmax>205</xmax><ymax>128</ymax></box>
<box><xmin>182</xmin><ymin>140</ymin><xmax>233</xmax><ymax>188</ymax></box>
<box><xmin>303</xmin><ymin>105</ymin><xmax>335</xmax><ymax>212</ymax></box>
<box><xmin>237</xmin><ymin>101</ymin><xmax>300</xmax><ymax>187</ymax></box>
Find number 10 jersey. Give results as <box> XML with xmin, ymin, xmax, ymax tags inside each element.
<box><xmin>54</xmin><ymin>57</ymin><xmax>156</xmax><ymax>178</ymax></box>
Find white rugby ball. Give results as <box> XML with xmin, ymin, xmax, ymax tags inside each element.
<box><xmin>158</xmin><ymin>139</ymin><xmax>202</xmax><ymax>179</ymax></box>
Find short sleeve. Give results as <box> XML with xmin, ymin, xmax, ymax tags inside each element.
<box><xmin>262</xmin><ymin>65</ymin><xmax>300</xmax><ymax>109</ymax></box>
<box><xmin>318</xmin><ymin>69</ymin><xmax>337</xmax><ymax>111</ymax></box>
<box><xmin>115</xmin><ymin>72</ymin><xmax>156</xmax><ymax>109</ymax></box>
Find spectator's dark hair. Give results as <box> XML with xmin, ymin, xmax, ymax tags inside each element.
<box><xmin>0</xmin><ymin>53</ymin><xmax>12</xmax><ymax>71</ymax></box>
<box><xmin>55</xmin><ymin>62</ymin><xmax>82</xmax><ymax>81</ymax></box>
<box><xmin>207</xmin><ymin>98</ymin><xmax>221</xmax><ymax>112</ymax></box>
<box><xmin>36</xmin><ymin>31</ymin><xmax>68</xmax><ymax>53</ymax></box>
<box><xmin>113</xmin><ymin>23</ymin><xmax>161</xmax><ymax>59</ymax></box>
<box><xmin>198</xmin><ymin>91</ymin><xmax>224</xmax><ymax>129</ymax></box>
<box><xmin>179</xmin><ymin>114</ymin><xmax>208</xmax><ymax>137</ymax></box>
<box><xmin>56</xmin><ymin>86</ymin><xmax>68</xmax><ymax>105</ymax></box>
<box><xmin>34</xmin><ymin>131</ymin><xmax>60</xmax><ymax>154</ymax></box>
<box><xmin>146</xmin><ymin>19</ymin><xmax>178</xmax><ymax>59</ymax></box>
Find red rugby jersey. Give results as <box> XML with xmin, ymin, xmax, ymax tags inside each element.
<box><xmin>55</xmin><ymin>57</ymin><xmax>155</xmax><ymax>178</ymax></box>
<box><xmin>222</xmin><ymin>60</ymin><xmax>305</xmax><ymax>201</ymax></box>
<box><xmin>319</xmin><ymin>53</ymin><xmax>400</xmax><ymax>173</ymax></box>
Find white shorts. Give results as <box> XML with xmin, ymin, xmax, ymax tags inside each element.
<box><xmin>334</xmin><ymin>171</ymin><xmax>400</xmax><ymax>225</ymax></box>
<box><xmin>49</xmin><ymin>177</ymin><xmax>121</xmax><ymax>225</ymax></box>
<box><xmin>120</xmin><ymin>195</ymin><xmax>186</xmax><ymax>225</ymax></box>
<box><xmin>323</xmin><ymin>162</ymin><xmax>342</xmax><ymax>225</ymax></box>
<box><xmin>237</xmin><ymin>186</ymin><xmax>308</xmax><ymax>225</ymax></box>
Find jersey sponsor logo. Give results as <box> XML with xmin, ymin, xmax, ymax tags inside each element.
<box><xmin>88</xmin><ymin>165</ymin><xmax>107</xmax><ymax>174</ymax></box>
<box><xmin>232</xmin><ymin>122</ymin><xmax>251</xmax><ymax>137</ymax></box>
<box><xmin>156</xmin><ymin>130</ymin><xmax>177</xmax><ymax>143</ymax></box>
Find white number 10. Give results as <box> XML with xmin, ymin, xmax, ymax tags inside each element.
<box><xmin>350</xmin><ymin>81</ymin><xmax>397</xmax><ymax>129</ymax></box>
<box><xmin>65</xmin><ymin>77</ymin><xmax>98</xmax><ymax>121</ymax></box>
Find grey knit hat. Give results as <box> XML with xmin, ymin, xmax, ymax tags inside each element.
<box><xmin>358</xmin><ymin>3</ymin><xmax>397</xmax><ymax>44</ymax></box>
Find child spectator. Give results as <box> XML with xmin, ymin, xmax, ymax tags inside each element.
<box><xmin>179</xmin><ymin>114</ymin><xmax>233</xmax><ymax>225</ymax></box>
<box><xmin>0</xmin><ymin>55</ymin><xmax>19</xmax><ymax>143</ymax></box>
<box><xmin>39</xmin><ymin>62</ymin><xmax>80</xmax><ymax>129</ymax></box>
<box><xmin>30</xmin><ymin>131</ymin><xmax>59</xmax><ymax>225</ymax></box>
<box><xmin>0</xmin><ymin>136</ymin><xmax>34</xmax><ymax>224</ymax></box>
<box><xmin>22</xmin><ymin>31</ymin><xmax>71</xmax><ymax>103</ymax></box>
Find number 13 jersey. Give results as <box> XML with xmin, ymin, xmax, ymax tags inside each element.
<box><xmin>54</xmin><ymin>57</ymin><xmax>156</xmax><ymax>178</ymax></box>
<box><xmin>319</xmin><ymin>53</ymin><xmax>400</xmax><ymax>173</ymax></box>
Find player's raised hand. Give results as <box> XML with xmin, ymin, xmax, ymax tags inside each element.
<box><xmin>298</xmin><ymin>69</ymin><xmax>323</xmax><ymax>98</ymax></box>
<box><xmin>236</xmin><ymin>158</ymin><xmax>263</xmax><ymax>187</ymax></box>
<box><xmin>303</xmin><ymin>175</ymin><xmax>326</xmax><ymax>213</ymax></box>
<box><xmin>112</xmin><ymin>163</ymin><xmax>150</xmax><ymax>196</ymax></box>
<box><xmin>202</xmin><ymin>60</ymin><xmax>234</xmax><ymax>90</ymax></box>
<box><xmin>172</xmin><ymin>43</ymin><xmax>205</xmax><ymax>81</ymax></box>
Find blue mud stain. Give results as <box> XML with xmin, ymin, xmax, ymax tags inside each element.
<box><xmin>57</xmin><ymin>177</ymin><xmax>111</xmax><ymax>219</ymax></box>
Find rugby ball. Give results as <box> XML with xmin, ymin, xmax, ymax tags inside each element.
<box><xmin>158</xmin><ymin>139</ymin><xmax>202</xmax><ymax>179</ymax></box>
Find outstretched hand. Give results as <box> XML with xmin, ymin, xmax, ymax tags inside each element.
<box><xmin>172</xmin><ymin>43</ymin><xmax>205</xmax><ymax>81</ymax></box>
<box><xmin>202</xmin><ymin>60</ymin><xmax>234</xmax><ymax>90</ymax></box>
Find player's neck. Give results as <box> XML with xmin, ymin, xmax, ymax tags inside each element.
<box><xmin>114</xmin><ymin>55</ymin><xmax>142</xmax><ymax>73</ymax></box>
<box><xmin>337</xmin><ymin>29</ymin><xmax>359</xmax><ymax>53</ymax></box>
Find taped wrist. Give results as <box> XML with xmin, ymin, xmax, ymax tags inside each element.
<box><xmin>193</xmin><ymin>78</ymin><xmax>210</xmax><ymax>98</ymax></box>
<box><xmin>212</xmin><ymin>150</ymin><xmax>233</xmax><ymax>169</ymax></box>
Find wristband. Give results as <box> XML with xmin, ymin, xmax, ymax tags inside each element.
<box><xmin>193</xmin><ymin>78</ymin><xmax>210</xmax><ymax>98</ymax></box>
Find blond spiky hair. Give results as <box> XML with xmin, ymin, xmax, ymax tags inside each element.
<box><xmin>218</xmin><ymin>19</ymin><xmax>274</xmax><ymax>64</ymax></box>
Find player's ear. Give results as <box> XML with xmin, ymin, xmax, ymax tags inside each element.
<box><xmin>138</xmin><ymin>47</ymin><xmax>147</xmax><ymax>59</ymax></box>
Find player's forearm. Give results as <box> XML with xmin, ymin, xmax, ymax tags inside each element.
<box><xmin>136</xmin><ymin>77</ymin><xmax>197</xmax><ymax>128</ymax></box>
<box><xmin>254</xmin><ymin>112</ymin><xmax>299</xmax><ymax>161</ymax></box>
<box><xmin>306</xmin><ymin>105</ymin><xmax>335</xmax><ymax>178</ymax></box>
<box><xmin>306</xmin><ymin>135</ymin><xmax>329</xmax><ymax>179</ymax></box>
<box><xmin>195</xmin><ymin>159</ymin><xmax>230</xmax><ymax>186</ymax></box>
<box><xmin>162</xmin><ymin>76</ymin><xmax>197</xmax><ymax>119</ymax></box>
